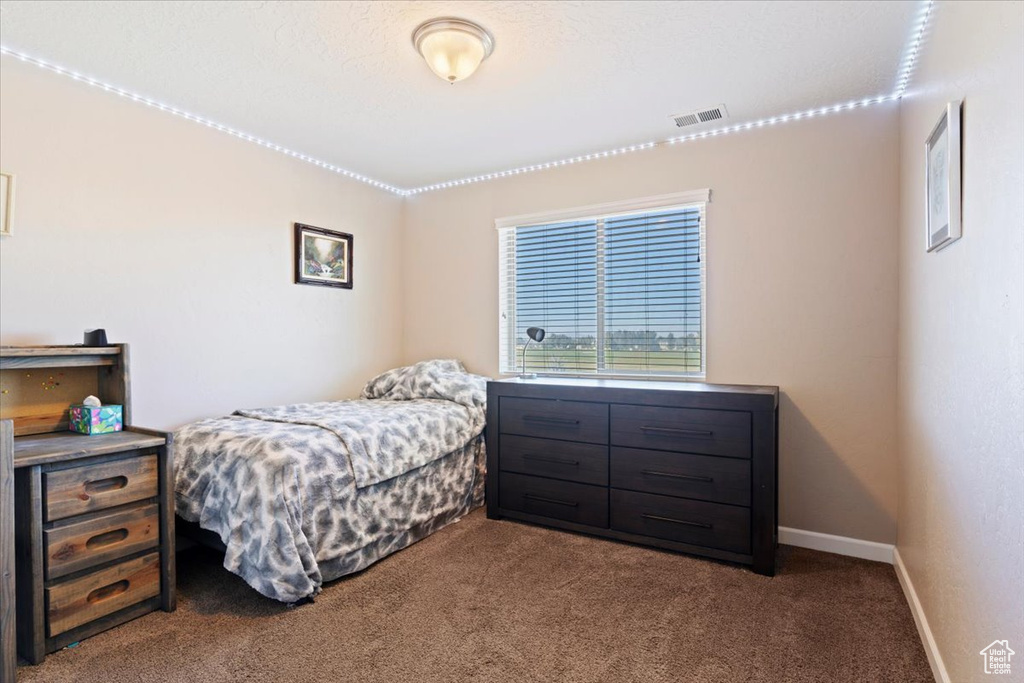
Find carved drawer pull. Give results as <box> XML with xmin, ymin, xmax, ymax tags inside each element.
<box><xmin>83</xmin><ymin>475</ymin><xmax>129</xmax><ymax>496</ymax></box>
<box><xmin>86</xmin><ymin>528</ymin><xmax>129</xmax><ymax>550</ymax></box>
<box><xmin>87</xmin><ymin>580</ymin><xmax>130</xmax><ymax>604</ymax></box>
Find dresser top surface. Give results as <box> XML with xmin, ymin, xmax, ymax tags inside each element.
<box><xmin>491</xmin><ymin>376</ymin><xmax>778</xmax><ymax>396</ymax></box>
<box><xmin>12</xmin><ymin>429</ymin><xmax>165</xmax><ymax>468</ymax></box>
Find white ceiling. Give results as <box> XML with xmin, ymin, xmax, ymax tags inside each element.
<box><xmin>0</xmin><ymin>1</ymin><xmax>919</xmax><ymax>189</ymax></box>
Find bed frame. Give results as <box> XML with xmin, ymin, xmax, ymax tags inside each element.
<box><xmin>175</xmin><ymin>517</ymin><xmax>227</xmax><ymax>553</ymax></box>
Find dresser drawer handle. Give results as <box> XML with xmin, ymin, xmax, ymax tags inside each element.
<box><xmin>523</xmin><ymin>493</ymin><xmax>578</xmax><ymax>507</ymax></box>
<box><xmin>640</xmin><ymin>426</ymin><xmax>714</xmax><ymax>438</ymax></box>
<box><xmin>641</xmin><ymin>470</ymin><xmax>714</xmax><ymax>483</ymax></box>
<box><xmin>87</xmin><ymin>580</ymin><xmax>130</xmax><ymax>604</ymax></box>
<box><xmin>522</xmin><ymin>453</ymin><xmax>580</xmax><ymax>466</ymax></box>
<box><xmin>83</xmin><ymin>475</ymin><xmax>129</xmax><ymax>496</ymax></box>
<box><xmin>86</xmin><ymin>528</ymin><xmax>130</xmax><ymax>550</ymax></box>
<box><xmin>641</xmin><ymin>513</ymin><xmax>713</xmax><ymax>529</ymax></box>
<box><xmin>522</xmin><ymin>415</ymin><xmax>581</xmax><ymax>426</ymax></box>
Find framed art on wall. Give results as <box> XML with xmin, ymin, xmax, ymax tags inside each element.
<box><xmin>294</xmin><ymin>223</ymin><xmax>353</xmax><ymax>289</ymax></box>
<box><xmin>0</xmin><ymin>172</ymin><xmax>14</xmax><ymax>236</ymax></box>
<box><xmin>925</xmin><ymin>100</ymin><xmax>962</xmax><ymax>252</ymax></box>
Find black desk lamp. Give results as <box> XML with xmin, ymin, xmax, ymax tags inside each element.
<box><xmin>520</xmin><ymin>327</ymin><xmax>546</xmax><ymax>379</ymax></box>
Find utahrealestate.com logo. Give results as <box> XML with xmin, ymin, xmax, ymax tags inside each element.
<box><xmin>980</xmin><ymin>640</ymin><xmax>1015</xmax><ymax>675</ymax></box>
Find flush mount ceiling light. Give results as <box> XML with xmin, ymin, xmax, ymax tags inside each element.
<box><xmin>413</xmin><ymin>17</ymin><xmax>494</xmax><ymax>84</ymax></box>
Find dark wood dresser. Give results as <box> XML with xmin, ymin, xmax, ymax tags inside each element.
<box><xmin>0</xmin><ymin>345</ymin><xmax>175</xmax><ymax>667</ymax></box>
<box><xmin>485</xmin><ymin>378</ymin><xmax>779</xmax><ymax>575</ymax></box>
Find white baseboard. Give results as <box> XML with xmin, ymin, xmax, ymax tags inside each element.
<box><xmin>779</xmin><ymin>531</ymin><xmax>946</xmax><ymax>682</ymax></box>
<box><xmin>894</xmin><ymin>548</ymin><xmax>949</xmax><ymax>683</ymax></box>
<box><xmin>779</xmin><ymin>526</ymin><xmax>894</xmax><ymax>564</ymax></box>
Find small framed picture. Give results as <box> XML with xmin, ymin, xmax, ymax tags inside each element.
<box><xmin>925</xmin><ymin>100</ymin><xmax>962</xmax><ymax>252</ymax></box>
<box><xmin>294</xmin><ymin>223</ymin><xmax>353</xmax><ymax>289</ymax></box>
<box><xmin>0</xmin><ymin>172</ymin><xmax>14</xmax><ymax>236</ymax></box>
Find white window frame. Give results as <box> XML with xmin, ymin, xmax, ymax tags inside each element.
<box><xmin>496</xmin><ymin>189</ymin><xmax>710</xmax><ymax>380</ymax></box>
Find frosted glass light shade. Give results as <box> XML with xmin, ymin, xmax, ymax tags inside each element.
<box><xmin>413</xmin><ymin>18</ymin><xmax>494</xmax><ymax>84</ymax></box>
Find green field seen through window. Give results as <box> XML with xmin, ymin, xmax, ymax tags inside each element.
<box><xmin>518</xmin><ymin>345</ymin><xmax>701</xmax><ymax>373</ymax></box>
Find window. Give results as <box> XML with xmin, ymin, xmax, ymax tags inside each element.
<box><xmin>498</xmin><ymin>191</ymin><xmax>707</xmax><ymax>378</ymax></box>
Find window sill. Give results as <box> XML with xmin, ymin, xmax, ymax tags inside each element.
<box><xmin>499</xmin><ymin>371</ymin><xmax>707</xmax><ymax>383</ymax></box>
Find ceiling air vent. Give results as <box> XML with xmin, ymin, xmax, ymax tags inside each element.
<box><xmin>671</xmin><ymin>104</ymin><xmax>729</xmax><ymax>128</ymax></box>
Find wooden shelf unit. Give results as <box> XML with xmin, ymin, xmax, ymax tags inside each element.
<box><xmin>0</xmin><ymin>345</ymin><xmax>174</xmax><ymax>671</ymax></box>
<box><xmin>1</xmin><ymin>345</ymin><xmax>131</xmax><ymax>437</ymax></box>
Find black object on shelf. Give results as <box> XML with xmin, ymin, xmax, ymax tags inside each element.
<box><xmin>84</xmin><ymin>328</ymin><xmax>109</xmax><ymax>346</ymax></box>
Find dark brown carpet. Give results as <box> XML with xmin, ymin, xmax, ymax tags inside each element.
<box><xmin>18</xmin><ymin>509</ymin><xmax>930</xmax><ymax>683</ymax></box>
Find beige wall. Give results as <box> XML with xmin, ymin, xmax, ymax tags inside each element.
<box><xmin>896</xmin><ymin>2</ymin><xmax>1024</xmax><ymax>682</ymax></box>
<box><xmin>0</xmin><ymin>59</ymin><xmax>405</xmax><ymax>429</ymax></box>
<box><xmin>402</xmin><ymin>105</ymin><xmax>902</xmax><ymax>543</ymax></box>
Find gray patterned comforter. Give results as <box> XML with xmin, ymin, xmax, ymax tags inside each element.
<box><xmin>174</xmin><ymin>360</ymin><xmax>488</xmax><ymax>603</ymax></box>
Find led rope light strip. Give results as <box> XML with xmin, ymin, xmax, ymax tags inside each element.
<box><xmin>403</xmin><ymin>94</ymin><xmax>899</xmax><ymax>195</ymax></box>
<box><xmin>0</xmin><ymin>46</ymin><xmax>405</xmax><ymax>196</ymax></box>
<box><xmin>0</xmin><ymin>0</ymin><xmax>934</xmax><ymax>197</ymax></box>
<box><xmin>894</xmin><ymin>0</ymin><xmax>935</xmax><ymax>97</ymax></box>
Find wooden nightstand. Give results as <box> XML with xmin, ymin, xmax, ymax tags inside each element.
<box><xmin>0</xmin><ymin>345</ymin><xmax>175</xmax><ymax>667</ymax></box>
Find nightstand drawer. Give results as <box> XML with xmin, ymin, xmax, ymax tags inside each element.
<box><xmin>610</xmin><ymin>405</ymin><xmax>751</xmax><ymax>458</ymax></box>
<box><xmin>500</xmin><ymin>435</ymin><xmax>608</xmax><ymax>486</ymax></box>
<box><xmin>46</xmin><ymin>552</ymin><xmax>161</xmax><ymax>637</ymax></box>
<box><xmin>44</xmin><ymin>503</ymin><xmax>160</xmax><ymax>580</ymax></box>
<box><xmin>611</xmin><ymin>489</ymin><xmax>750</xmax><ymax>554</ymax></box>
<box><xmin>500</xmin><ymin>473</ymin><xmax>608</xmax><ymax>527</ymax></box>
<box><xmin>500</xmin><ymin>397</ymin><xmax>608</xmax><ymax>444</ymax></box>
<box><xmin>43</xmin><ymin>454</ymin><xmax>158</xmax><ymax>521</ymax></box>
<box><xmin>610</xmin><ymin>447</ymin><xmax>750</xmax><ymax>506</ymax></box>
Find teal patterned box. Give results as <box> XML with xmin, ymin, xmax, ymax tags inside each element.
<box><xmin>69</xmin><ymin>404</ymin><xmax>123</xmax><ymax>435</ymax></box>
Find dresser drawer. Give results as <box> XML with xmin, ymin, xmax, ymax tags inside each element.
<box><xmin>44</xmin><ymin>503</ymin><xmax>160</xmax><ymax>580</ymax></box>
<box><xmin>610</xmin><ymin>447</ymin><xmax>750</xmax><ymax>506</ymax></box>
<box><xmin>43</xmin><ymin>454</ymin><xmax>159</xmax><ymax>522</ymax></box>
<box><xmin>611</xmin><ymin>489</ymin><xmax>750</xmax><ymax>554</ymax></box>
<box><xmin>500</xmin><ymin>397</ymin><xmax>608</xmax><ymax>444</ymax></box>
<box><xmin>500</xmin><ymin>473</ymin><xmax>608</xmax><ymax>527</ymax></box>
<box><xmin>46</xmin><ymin>552</ymin><xmax>161</xmax><ymax>637</ymax></box>
<box><xmin>500</xmin><ymin>435</ymin><xmax>608</xmax><ymax>486</ymax></box>
<box><xmin>610</xmin><ymin>405</ymin><xmax>751</xmax><ymax>458</ymax></box>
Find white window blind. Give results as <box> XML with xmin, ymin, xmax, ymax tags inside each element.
<box><xmin>498</xmin><ymin>197</ymin><xmax>707</xmax><ymax>378</ymax></box>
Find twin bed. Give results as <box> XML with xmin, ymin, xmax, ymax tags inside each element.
<box><xmin>173</xmin><ymin>360</ymin><xmax>488</xmax><ymax>603</ymax></box>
